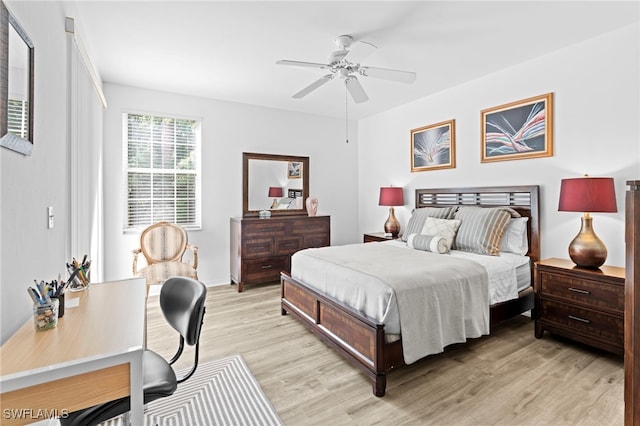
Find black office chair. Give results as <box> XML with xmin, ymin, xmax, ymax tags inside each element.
<box><xmin>60</xmin><ymin>276</ymin><xmax>207</xmax><ymax>426</ymax></box>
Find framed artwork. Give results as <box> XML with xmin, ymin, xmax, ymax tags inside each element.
<box><xmin>288</xmin><ymin>189</ymin><xmax>302</xmax><ymax>198</ymax></box>
<box><xmin>481</xmin><ymin>92</ymin><xmax>553</xmax><ymax>162</ymax></box>
<box><xmin>287</xmin><ymin>161</ymin><xmax>301</xmax><ymax>179</ymax></box>
<box><xmin>410</xmin><ymin>119</ymin><xmax>455</xmax><ymax>172</ymax></box>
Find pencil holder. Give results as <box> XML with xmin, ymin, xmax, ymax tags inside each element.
<box><xmin>51</xmin><ymin>294</ymin><xmax>65</xmax><ymax>317</ymax></box>
<box><xmin>33</xmin><ymin>299</ymin><xmax>59</xmax><ymax>331</ymax></box>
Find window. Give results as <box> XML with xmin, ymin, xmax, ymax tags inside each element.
<box><xmin>124</xmin><ymin>113</ymin><xmax>201</xmax><ymax>230</ymax></box>
<box><xmin>7</xmin><ymin>99</ymin><xmax>28</xmax><ymax>138</ymax></box>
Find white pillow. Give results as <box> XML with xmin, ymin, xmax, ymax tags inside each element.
<box><xmin>407</xmin><ymin>233</ymin><xmax>449</xmax><ymax>254</ymax></box>
<box><xmin>500</xmin><ymin>217</ymin><xmax>529</xmax><ymax>255</ymax></box>
<box><xmin>421</xmin><ymin>217</ymin><xmax>461</xmax><ymax>249</ymax></box>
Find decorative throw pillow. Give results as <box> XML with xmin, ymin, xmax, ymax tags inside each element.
<box><xmin>401</xmin><ymin>206</ymin><xmax>457</xmax><ymax>241</ymax></box>
<box><xmin>453</xmin><ymin>206</ymin><xmax>512</xmax><ymax>256</ymax></box>
<box><xmin>420</xmin><ymin>217</ymin><xmax>461</xmax><ymax>249</ymax></box>
<box><xmin>407</xmin><ymin>234</ymin><xmax>449</xmax><ymax>254</ymax></box>
<box><xmin>500</xmin><ymin>217</ymin><xmax>529</xmax><ymax>255</ymax></box>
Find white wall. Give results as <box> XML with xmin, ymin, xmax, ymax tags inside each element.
<box><xmin>358</xmin><ymin>23</ymin><xmax>640</xmax><ymax>268</ymax></box>
<box><xmin>1</xmin><ymin>1</ymin><xmax>72</xmax><ymax>342</ymax></box>
<box><xmin>102</xmin><ymin>84</ymin><xmax>360</xmax><ymax>285</ymax></box>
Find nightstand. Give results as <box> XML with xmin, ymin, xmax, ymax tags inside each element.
<box><xmin>363</xmin><ymin>232</ymin><xmax>400</xmax><ymax>243</ymax></box>
<box><xmin>534</xmin><ymin>258</ymin><xmax>625</xmax><ymax>355</ymax></box>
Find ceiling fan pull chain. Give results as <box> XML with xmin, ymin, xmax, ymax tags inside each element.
<box><xmin>345</xmin><ymin>85</ymin><xmax>349</xmax><ymax>143</ymax></box>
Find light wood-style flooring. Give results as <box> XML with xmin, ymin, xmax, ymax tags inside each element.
<box><xmin>146</xmin><ymin>283</ymin><xmax>624</xmax><ymax>425</ymax></box>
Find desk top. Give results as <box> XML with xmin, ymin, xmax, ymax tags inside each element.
<box><xmin>0</xmin><ymin>278</ymin><xmax>147</xmax><ymax>381</ymax></box>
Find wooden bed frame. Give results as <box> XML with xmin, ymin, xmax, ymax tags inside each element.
<box><xmin>280</xmin><ymin>185</ymin><xmax>540</xmax><ymax>396</ymax></box>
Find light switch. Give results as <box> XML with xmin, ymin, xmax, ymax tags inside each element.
<box><xmin>48</xmin><ymin>206</ymin><xmax>54</xmax><ymax>229</ymax></box>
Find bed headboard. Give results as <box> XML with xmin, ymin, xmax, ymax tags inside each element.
<box><xmin>415</xmin><ymin>185</ymin><xmax>540</xmax><ymax>265</ymax></box>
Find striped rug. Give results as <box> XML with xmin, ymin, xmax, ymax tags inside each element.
<box><xmin>102</xmin><ymin>354</ymin><xmax>283</xmax><ymax>426</ymax></box>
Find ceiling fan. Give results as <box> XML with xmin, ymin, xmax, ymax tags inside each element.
<box><xmin>276</xmin><ymin>34</ymin><xmax>416</xmax><ymax>104</ymax></box>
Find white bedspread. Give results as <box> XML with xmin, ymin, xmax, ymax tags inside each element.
<box><xmin>291</xmin><ymin>242</ymin><xmax>490</xmax><ymax>364</ymax></box>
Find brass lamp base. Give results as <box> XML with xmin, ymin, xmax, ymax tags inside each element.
<box><xmin>384</xmin><ymin>207</ymin><xmax>400</xmax><ymax>237</ymax></box>
<box><xmin>568</xmin><ymin>215</ymin><xmax>607</xmax><ymax>269</ymax></box>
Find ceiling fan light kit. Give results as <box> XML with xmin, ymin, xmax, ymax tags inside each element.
<box><xmin>277</xmin><ymin>34</ymin><xmax>416</xmax><ymax>104</ymax></box>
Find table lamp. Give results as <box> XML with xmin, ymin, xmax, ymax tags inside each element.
<box><xmin>268</xmin><ymin>186</ymin><xmax>283</xmax><ymax>209</ymax></box>
<box><xmin>379</xmin><ymin>186</ymin><xmax>404</xmax><ymax>237</ymax></box>
<box><xmin>558</xmin><ymin>176</ymin><xmax>617</xmax><ymax>268</ymax></box>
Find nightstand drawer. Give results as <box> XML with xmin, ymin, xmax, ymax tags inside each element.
<box><xmin>540</xmin><ymin>299</ymin><xmax>624</xmax><ymax>345</ymax></box>
<box><xmin>539</xmin><ymin>271</ymin><xmax>624</xmax><ymax>314</ymax></box>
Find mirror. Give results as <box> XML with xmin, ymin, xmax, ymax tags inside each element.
<box><xmin>243</xmin><ymin>152</ymin><xmax>309</xmax><ymax>217</ymax></box>
<box><xmin>0</xmin><ymin>1</ymin><xmax>34</xmax><ymax>155</ymax></box>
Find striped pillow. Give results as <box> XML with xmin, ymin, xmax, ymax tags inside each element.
<box><xmin>401</xmin><ymin>206</ymin><xmax>457</xmax><ymax>241</ymax></box>
<box><xmin>453</xmin><ymin>207</ymin><xmax>512</xmax><ymax>255</ymax></box>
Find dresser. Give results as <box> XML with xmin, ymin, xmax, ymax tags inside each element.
<box><xmin>230</xmin><ymin>216</ymin><xmax>330</xmax><ymax>292</ymax></box>
<box><xmin>534</xmin><ymin>258</ymin><xmax>625</xmax><ymax>355</ymax></box>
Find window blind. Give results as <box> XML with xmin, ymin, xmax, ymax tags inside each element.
<box><xmin>125</xmin><ymin>113</ymin><xmax>201</xmax><ymax>229</ymax></box>
<box><xmin>7</xmin><ymin>99</ymin><xmax>28</xmax><ymax>138</ymax></box>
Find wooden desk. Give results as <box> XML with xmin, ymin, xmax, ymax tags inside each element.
<box><xmin>0</xmin><ymin>278</ymin><xmax>147</xmax><ymax>425</ymax></box>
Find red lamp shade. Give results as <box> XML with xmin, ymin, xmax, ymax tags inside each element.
<box><xmin>558</xmin><ymin>177</ymin><xmax>617</xmax><ymax>213</ymax></box>
<box><xmin>268</xmin><ymin>187</ymin><xmax>283</xmax><ymax>198</ymax></box>
<box><xmin>378</xmin><ymin>187</ymin><xmax>404</xmax><ymax>206</ymax></box>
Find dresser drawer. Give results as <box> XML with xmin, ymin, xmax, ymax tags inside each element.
<box><xmin>539</xmin><ymin>271</ymin><xmax>624</xmax><ymax>314</ymax></box>
<box><xmin>275</xmin><ymin>237</ymin><xmax>303</xmax><ymax>255</ymax></box>
<box><xmin>304</xmin><ymin>233</ymin><xmax>330</xmax><ymax>248</ymax></box>
<box><xmin>243</xmin><ymin>221</ymin><xmax>287</xmax><ymax>237</ymax></box>
<box><xmin>243</xmin><ymin>257</ymin><xmax>289</xmax><ymax>283</ymax></box>
<box><xmin>243</xmin><ymin>238</ymin><xmax>273</xmax><ymax>258</ymax></box>
<box><xmin>539</xmin><ymin>299</ymin><xmax>624</xmax><ymax>345</ymax></box>
<box><xmin>291</xmin><ymin>218</ymin><xmax>329</xmax><ymax>235</ymax></box>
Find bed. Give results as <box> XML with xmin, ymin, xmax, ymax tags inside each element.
<box><xmin>280</xmin><ymin>185</ymin><xmax>540</xmax><ymax>396</ymax></box>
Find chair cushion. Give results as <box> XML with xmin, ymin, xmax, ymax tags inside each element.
<box><xmin>138</xmin><ymin>262</ymin><xmax>198</xmax><ymax>285</ymax></box>
<box><xmin>59</xmin><ymin>350</ymin><xmax>177</xmax><ymax>426</ymax></box>
<box><xmin>143</xmin><ymin>350</ymin><xmax>178</xmax><ymax>398</ymax></box>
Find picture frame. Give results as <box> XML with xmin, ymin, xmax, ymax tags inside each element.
<box><xmin>0</xmin><ymin>1</ymin><xmax>35</xmax><ymax>156</ymax></box>
<box><xmin>287</xmin><ymin>161</ymin><xmax>301</xmax><ymax>179</ymax></box>
<box><xmin>410</xmin><ymin>119</ymin><xmax>455</xmax><ymax>172</ymax></box>
<box><xmin>288</xmin><ymin>189</ymin><xmax>303</xmax><ymax>198</ymax></box>
<box><xmin>481</xmin><ymin>93</ymin><xmax>553</xmax><ymax>163</ymax></box>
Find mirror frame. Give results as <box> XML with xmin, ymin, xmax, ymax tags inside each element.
<box><xmin>0</xmin><ymin>1</ymin><xmax>35</xmax><ymax>155</ymax></box>
<box><xmin>243</xmin><ymin>152</ymin><xmax>309</xmax><ymax>217</ymax></box>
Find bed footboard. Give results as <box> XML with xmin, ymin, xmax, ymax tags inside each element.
<box><xmin>281</xmin><ymin>272</ymin><xmax>398</xmax><ymax>396</ymax></box>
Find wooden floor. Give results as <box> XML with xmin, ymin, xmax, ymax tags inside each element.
<box><xmin>146</xmin><ymin>282</ymin><xmax>624</xmax><ymax>426</ymax></box>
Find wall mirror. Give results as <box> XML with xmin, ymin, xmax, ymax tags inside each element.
<box><xmin>0</xmin><ymin>1</ymin><xmax>34</xmax><ymax>155</ymax></box>
<box><xmin>243</xmin><ymin>152</ymin><xmax>309</xmax><ymax>217</ymax></box>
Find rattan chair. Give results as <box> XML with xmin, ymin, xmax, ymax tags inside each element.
<box><xmin>132</xmin><ymin>221</ymin><xmax>198</xmax><ymax>285</ymax></box>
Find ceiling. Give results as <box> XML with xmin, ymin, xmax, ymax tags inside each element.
<box><xmin>67</xmin><ymin>1</ymin><xmax>639</xmax><ymax>120</ymax></box>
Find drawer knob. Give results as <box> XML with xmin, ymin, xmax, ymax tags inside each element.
<box><xmin>568</xmin><ymin>315</ymin><xmax>590</xmax><ymax>324</ymax></box>
<box><xmin>568</xmin><ymin>287</ymin><xmax>591</xmax><ymax>295</ymax></box>
<box><xmin>261</xmin><ymin>265</ymin><xmax>273</xmax><ymax>269</ymax></box>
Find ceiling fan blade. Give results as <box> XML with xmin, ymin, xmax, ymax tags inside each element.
<box><xmin>345</xmin><ymin>40</ymin><xmax>377</xmax><ymax>64</ymax></box>
<box><xmin>276</xmin><ymin>60</ymin><xmax>330</xmax><ymax>70</ymax></box>
<box><xmin>292</xmin><ymin>74</ymin><xmax>334</xmax><ymax>99</ymax></box>
<box><xmin>345</xmin><ymin>77</ymin><xmax>369</xmax><ymax>103</ymax></box>
<box><xmin>359</xmin><ymin>66</ymin><xmax>416</xmax><ymax>84</ymax></box>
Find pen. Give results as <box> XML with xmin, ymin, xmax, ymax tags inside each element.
<box><xmin>27</xmin><ymin>287</ymin><xmax>38</xmax><ymax>304</ymax></box>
